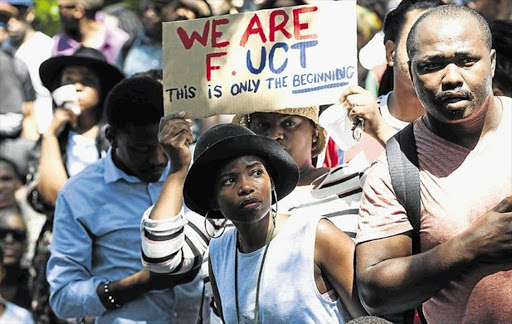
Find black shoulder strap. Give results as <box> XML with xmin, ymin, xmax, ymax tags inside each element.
<box><xmin>386</xmin><ymin>123</ymin><xmax>420</xmax><ymax>253</ymax></box>
<box><xmin>386</xmin><ymin>123</ymin><xmax>426</xmax><ymax>324</ymax></box>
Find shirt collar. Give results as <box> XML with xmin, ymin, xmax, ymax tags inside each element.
<box><xmin>104</xmin><ymin>148</ymin><xmax>170</xmax><ymax>184</ymax></box>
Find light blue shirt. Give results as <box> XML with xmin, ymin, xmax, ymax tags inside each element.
<box><xmin>47</xmin><ymin>149</ymin><xmax>175</xmax><ymax>324</ymax></box>
<box><xmin>122</xmin><ymin>32</ymin><xmax>162</xmax><ymax>77</ymax></box>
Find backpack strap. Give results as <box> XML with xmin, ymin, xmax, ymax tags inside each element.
<box><xmin>386</xmin><ymin>123</ymin><xmax>420</xmax><ymax>253</ymax></box>
<box><xmin>386</xmin><ymin>122</ymin><xmax>427</xmax><ymax>324</ymax></box>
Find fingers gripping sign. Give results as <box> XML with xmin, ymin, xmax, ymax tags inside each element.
<box><xmin>158</xmin><ymin>111</ymin><xmax>194</xmax><ymax>173</ymax></box>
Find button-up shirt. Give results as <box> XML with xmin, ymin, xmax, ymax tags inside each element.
<box><xmin>47</xmin><ymin>149</ymin><xmax>175</xmax><ymax>323</ymax></box>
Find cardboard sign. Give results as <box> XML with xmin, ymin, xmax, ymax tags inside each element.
<box><xmin>163</xmin><ymin>1</ymin><xmax>357</xmax><ymax>118</ymax></box>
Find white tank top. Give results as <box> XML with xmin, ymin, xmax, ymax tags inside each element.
<box><xmin>209</xmin><ymin>214</ymin><xmax>349</xmax><ymax>323</ymax></box>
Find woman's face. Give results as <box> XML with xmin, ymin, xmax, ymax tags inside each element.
<box><xmin>0</xmin><ymin>211</ymin><xmax>27</xmax><ymax>266</ymax></box>
<box><xmin>214</xmin><ymin>155</ymin><xmax>272</xmax><ymax>224</ymax></box>
<box><xmin>60</xmin><ymin>66</ymin><xmax>100</xmax><ymax>115</ymax></box>
<box><xmin>0</xmin><ymin>162</ymin><xmax>21</xmax><ymax>208</ymax></box>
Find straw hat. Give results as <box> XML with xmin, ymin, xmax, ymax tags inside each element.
<box><xmin>232</xmin><ymin>106</ymin><xmax>327</xmax><ymax>158</ymax></box>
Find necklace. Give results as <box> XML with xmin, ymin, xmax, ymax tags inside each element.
<box><xmin>234</xmin><ymin>214</ymin><xmax>276</xmax><ymax>324</ymax></box>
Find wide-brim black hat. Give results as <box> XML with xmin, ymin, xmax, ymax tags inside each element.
<box><xmin>184</xmin><ymin>123</ymin><xmax>299</xmax><ymax>219</ymax></box>
<box><xmin>39</xmin><ymin>47</ymin><xmax>125</xmax><ymax>94</ymax></box>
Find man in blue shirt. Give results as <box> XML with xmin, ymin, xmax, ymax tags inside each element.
<box><xmin>46</xmin><ymin>76</ymin><xmax>199</xmax><ymax>323</ymax></box>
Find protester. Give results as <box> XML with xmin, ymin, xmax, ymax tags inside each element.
<box><xmin>52</xmin><ymin>0</ymin><xmax>129</xmax><ymax>65</ymax></box>
<box><xmin>356</xmin><ymin>5</ymin><xmax>512</xmax><ymax>323</ymax></box>
<box><xmin>47</xmin><ymin>76</ymin><xmax>200</xmax><ymax>323</ymax></box>
<box><xmin>3</xmin><ymin>0</ymin><xmax>54</xmax><ymax>137</ymax></box>
<box><xmin>0</xmin><ymin>246</ymin><xmax>34</xmax><ymax>324</ymax></box>
<box><xmin>142</xmin><ymin>119</ymin><xmax>366</xmax><ymax>322</ymax></box>
<box><xmin>0</xmin><ymin>207</ymin><xmax>30</xmax><ymax>311</ymax></box>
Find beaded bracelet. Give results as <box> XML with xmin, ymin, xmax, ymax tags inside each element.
<box><xmin>103</xmin><ymin>281</ymin><xmax>122</xmax><ymax>310</ymax></box>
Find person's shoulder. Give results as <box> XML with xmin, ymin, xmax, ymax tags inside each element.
<box><xmin>59</xmin><ymin>157</ymin><xmax>107</xmax><ymax>195</ymax></box>
<box><xmin>2</xmin><ymin>301</ymin><xmax>34</xmax><ymax>324</ymax></box>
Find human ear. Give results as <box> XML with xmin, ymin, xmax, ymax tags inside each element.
<box><xmin>385</xmin><ymin>40</ymin><xmax>396</xmax><ymax>67</ymax></box>
<box><xmin>105</xmin><ymin>125</ymin><xmax>116</xmax><ymax>147</ymax></box>
<box><xmin>490</xmin><ymin>49</ymin><xmax>496</xmax><ymax>78</ymax></box>
<box><xmin>26</xmin><ymin>8</ymin><xmax>35</xmax><ymax>24</ymax></box>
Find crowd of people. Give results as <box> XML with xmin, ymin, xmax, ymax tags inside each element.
<box><xmin>0</xmin><ymin>0</ymin><xmax>511</xmax><ymax>323</ymax></box>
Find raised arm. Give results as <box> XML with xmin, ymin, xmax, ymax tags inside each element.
<box><xmin>141</xmin><ymin>112</ymin><xmax>215</xmax><ymax>274</ymax></box>
<box><xmin>314</xmin><ymin>218</ymin><xmax>367</xmax><ymax>319</ymax></box>
<box><xmin>339</xmin><ymin>85</ymin><xmax>396</xmax><ymax>147</ymax></box>
<box><xmin>37</xmin><ymin>108</ymin><xmax>77</xmax><ymax>205</ymax></box>
<box><xmin>356</xmin><ymin>196</ymin><xmax>512</xmax><ymax>315</ymax></box>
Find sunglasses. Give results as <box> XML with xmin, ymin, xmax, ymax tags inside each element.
<box><xmin>0</xmin><ymin>228</ymin><xmax>27</xmax><ymax>242</ymax></box>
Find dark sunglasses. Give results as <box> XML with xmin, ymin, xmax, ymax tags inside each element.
<box><xmin>0</xmin><ymin>228</ymin><xmax>27</xmax><ymax>241</ymax></box>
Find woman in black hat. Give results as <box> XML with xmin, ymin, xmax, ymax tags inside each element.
<box><xmin>31</xmin><ymin>46</ymin><xmax>124</xmax><ymax>209</ymax></box>
<box><xmin>143</xmin><ymin>113</ymin><xmax>366</xmax><ymax>323</ymax></box>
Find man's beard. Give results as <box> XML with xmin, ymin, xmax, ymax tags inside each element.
<box><xmin>61</xmin><ymin>15</ymin><xmax>80</xmax><ymax>40</ymax></box>
<box><xmin>8</xmin><ymin>28</ymin><xmax>26</xmax><ymax>48</ymax></box>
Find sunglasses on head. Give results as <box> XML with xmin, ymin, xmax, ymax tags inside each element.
<box><xmin>0</xmin><ymin>228</ymin><xmax>27</xmax><ymax>241</ymax></box>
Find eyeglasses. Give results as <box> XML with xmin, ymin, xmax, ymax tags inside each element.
<box><xmin>0</xmin><ymin>228</ymin><xmax>27</xmax><ymax>242</ymax></box>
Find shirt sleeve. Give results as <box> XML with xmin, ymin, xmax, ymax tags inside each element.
<box><xmin>356</xmin><ymin>155</ymin><xmax>413</xmax><ymax>244</ymax></box>
<box><xmin>140</xmin><ymin>206</ymin><xmax>213</xmax><ymax>274</ymax></box>
<box><xmin>47</xmin><ymin>192</ymin><xmax>107</xmax><ymax>319</ymax></box>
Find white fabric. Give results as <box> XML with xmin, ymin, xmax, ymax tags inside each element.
<box><xmin>378</xmin><ymin>92</ymin><xmax>410</xmax><ymax>132</ymax></box>
<box><xmin>0</xmin><ymin>301</ymin><xmax>34</xmax><ymax>324</ymax></box>
<box><xmin>209</xmin><ymin>214</ymin><xmax>348</xmax><ymax>324</ymax></box>
<box><xmin>14</xmin><ymin>31</ymin><xmax>53</xmax><ymax>134</ymax></box>
<box><xmin>65</xmin><ymin>131</ymin><xmax>100</xmax><ymax>177</ymax></box>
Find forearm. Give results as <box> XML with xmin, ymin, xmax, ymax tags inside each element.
<box><xmin>357</xmin><ymin>233</ymin><xmax>475</xmax><ymax>314</ymax></box>
<box><xmin>149</xmin><ymin>169</ymin><xmax>188</xmax><ymax>220</ymax></box>
<box><xmin>142</xmin><ymin>209</ymin><xmax>209</xmax><ymax>274</ymax></box>
<box><xmin>372</xmin><ymin>122</ymin><xmax>397</xmax><ymax>147</ymax></box>
<box><xmin>37</xmin><ymin>133</ymin><xmax>68</xmax><ymax>205</ymax></box>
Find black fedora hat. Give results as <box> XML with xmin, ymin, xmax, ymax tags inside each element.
<box><xmin>184</xmin><ymin>123</ymin><xmax>299</xmax><ymax>219</ymax></box>
<box><xmin>39</xmin><ymin>47</ymin><xmax>125</xmax><ymax>95</ymax></box>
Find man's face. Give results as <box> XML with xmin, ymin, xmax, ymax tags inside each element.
<box><xmin>113</xmin><ymin>122</ymin><xmax>168</xmax><ymax>183</ymax></box>
<box><xmin>6</xmin><ymin>6</ymin><xmax>30</xmax><ymax>45</ymax></box>
<box><xmin>58</xmin><ymin>0</ymin><xmax>79</xmax><ymax>36</ymax></box>
<box><xmin>409</xmin><ymin>16</ymin><xmax>495</xmax><ymax>124</ymax></box>
<box><xmin>248</xmin><ymin>113</ymin><xmax>315</xmax><ymax>170</ymax></box>
<box><xmin>392</xmin><ymin>9</ymin><xmax>429</xmax><ymax>94</ymax></box>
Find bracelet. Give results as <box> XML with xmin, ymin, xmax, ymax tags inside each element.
<box><xmin>103</xmin><ymin>281</ymin><xmax>122</xmax><ymax>310</ymax></box>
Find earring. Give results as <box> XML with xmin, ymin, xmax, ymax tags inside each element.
<box><xmin>271</xmin><ymin>187</ymin><xmax>278</xmax><ymax>217</ymax></box>
<box><xmin>204</xmin><ymin>211</ymin><xmax>227</xmax><ymax>239</ymax></box>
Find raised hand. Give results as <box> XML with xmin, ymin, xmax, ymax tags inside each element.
<box><xmin>158</xmin><ymin>112</ymin><xmax>193</xmax><ymax>173</ymax></box>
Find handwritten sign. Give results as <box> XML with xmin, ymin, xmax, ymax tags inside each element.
<box><xmin>163</xmin><ymin>1</ymin><xmax>357</xmax><ymax>118</ymax></box>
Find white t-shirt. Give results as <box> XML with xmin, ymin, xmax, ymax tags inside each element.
<box><xmin>0</xmin><ymin>301</ymin><xmax>34</xmax><ymax>324</ymax></box>
<box><xmin>66</xmin><ymin>131</ymin><xmax>101</xmax><ymax>177</ymax></box>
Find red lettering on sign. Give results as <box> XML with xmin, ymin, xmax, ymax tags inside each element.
<box><xmin>292</xmin><ymin>6</ymin><xmax>318</xmax><ymax>40</ymax></box>
<box><xmin>177</xmin><ymin>21</ymin><xmax>210</xmax><ymax>49</ymax></box>
<box><xmin>206</xmin><ymin>52</ymin><xmax>227</xmax><ymax>81</ymax></box>
<box><xmin>212</xmin><ymin>18</ymin><xmax>230</xmax><ymax>48</ymax></box>
<box><xmin>269</xmin><ymin>10</ymin><xmax>292</xmax><ymax>42</ymax></box>
<box><xmin>240</xmin><ymin>14</ymin><xmax>267</xmax><ymax>47</ymax></box>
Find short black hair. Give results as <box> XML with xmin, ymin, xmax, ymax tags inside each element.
<box><xmin>105</xmin><ymin>76</ymin><xmax>164</xmax><ymax>130</ymax></box>
<box><xmin>407</xmin><ymin>5</ymin><xmax>492</xmax><ymax>58</ymax></box>
<box><xmin>490</xmin><ymin>19</ymin><xmax>512</xmax><ymax>96</ymax></box>
<box><xmin>0</xmin><ymin>157</ymin><xmax>23</xmax><ymax>183</ymax></box>
<box><xmin>383</xmin><ymin>0</ymin><xmax>444</xmax><ymax>44</ymax></box>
